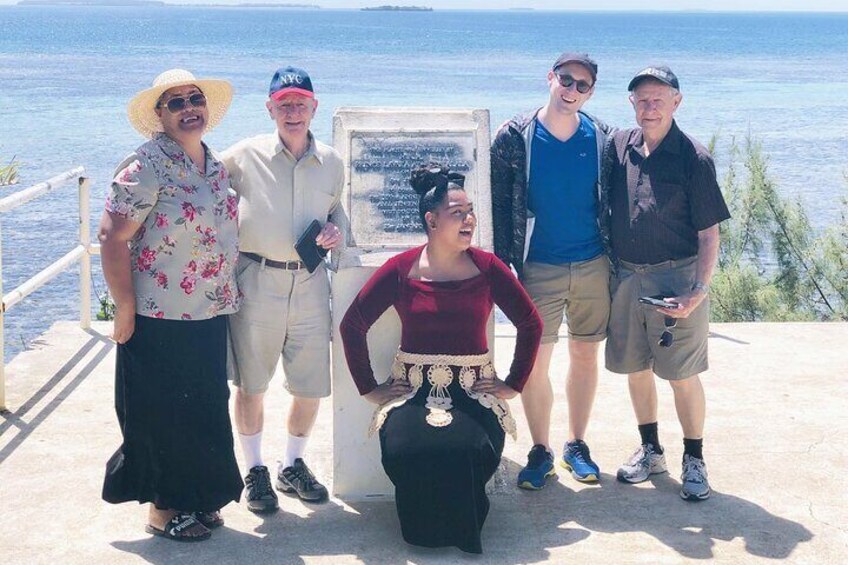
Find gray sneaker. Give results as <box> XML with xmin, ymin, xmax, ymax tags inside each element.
<box><xmin>617</xmin><ymin>443</ymin><xmax>668</xmax><ymax>483</ymax></box>
<box><xmin>680</xmin><ymin>454</ymin><xmax>711</xmax><ymax>501</ymax></box>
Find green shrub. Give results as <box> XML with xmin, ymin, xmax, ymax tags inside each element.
<box><xmin>712</xmin><ymin>136</ymin><xmax>847</xmax><ymax>321</ymax></box>
<box><xmin>0</xmin><ymin>156</ymin><xmax>20</xmax><ymax>186</ymax></box>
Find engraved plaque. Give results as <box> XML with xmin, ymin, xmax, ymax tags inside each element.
<box><xmin>333</xmin><ymin>107</ymin><xmax>492</xmax><ymax>266</ymax></box>
<box><xmin>349</xmin><ymin>133</ymin><xmax>475</xmax><ymax>247</ymax></box>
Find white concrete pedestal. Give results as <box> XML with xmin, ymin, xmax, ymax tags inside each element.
<box><xmin>330</xmin><ymin>107</ymin><xmax>492</xmax><ymax>500</ymax></box>
<box><xmin>330</xmin><ymin>266</ymin><xmax>398</xmax><ymax>499</ymax></box>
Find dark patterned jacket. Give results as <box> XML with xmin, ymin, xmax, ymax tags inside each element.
<box><xmin>490</xmin><ymin>108</ymin><xmax>613</xmax><ymax>277</ymax></box>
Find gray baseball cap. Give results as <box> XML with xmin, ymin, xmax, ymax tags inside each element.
<box><xmin>628</xmin><ymin>65</ymin><xmax>680</xmax><ymax>91</ymax></box>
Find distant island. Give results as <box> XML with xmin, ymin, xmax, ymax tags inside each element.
<box><xmin>18</xmin><ymin>0</ymin><xmax>319</xmax><ymax>5</ymax></box>
<box><xmin>18</xmin><ymin>0</ymin><xmax>164</xmax><ymax>5</ymax></box>
<box><xmin>361</xmin><ymin>5</ymin><xmax>433</xmax><ymax>11</ymax></box>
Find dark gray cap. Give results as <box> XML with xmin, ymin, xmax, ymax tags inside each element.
<box><xmin>628</xmin><ymin>65</ymin><xmax>680</xmax><ymax>91</ymax></box>
<box><xmin>552</xmin><ymin>52</ymin><xmax>598</xmax><ymax>82</ymax></box>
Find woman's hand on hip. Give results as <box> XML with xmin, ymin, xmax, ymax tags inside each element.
<box><xmin>471</xmin><ymin>377</ymin><xmax>518</xmax><ymax>400</ymax></box>
<box><xmin>364</xmin><ymin>379</ymin><xmax>413</xmax><ymax>405</ymax></box>
<box><xmin>112</xmin><ymin>304</ymin><xmax>136</xmax><ymax>344</ymax></box>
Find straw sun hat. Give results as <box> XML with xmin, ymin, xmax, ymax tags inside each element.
<box><xmin>127</xmin><ymin>69</ymin><xmax>233</xmax><ymax>138</ymax></box>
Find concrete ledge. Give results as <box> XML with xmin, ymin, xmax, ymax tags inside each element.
<box><xmin>1</xmin><ymin>321</ymin><xmax>846</xmax><ymax>563</ymax></box>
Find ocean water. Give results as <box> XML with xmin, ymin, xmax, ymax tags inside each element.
<box><xmin>1</xmin><ymin>7</ymin><xmax>847</xmax><ymax>360</ymax></box>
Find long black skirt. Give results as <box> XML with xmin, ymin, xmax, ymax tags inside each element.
<box><xmin>379</xmin><ymin>380</ymin><xmax>505</xmax><ymax>554</ymax></box>
<box><xmin>102</xmin><ymin>315</ymin><xmax>243</xmax><ymax>512</ymax></box>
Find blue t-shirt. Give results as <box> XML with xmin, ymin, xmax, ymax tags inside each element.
<box><xmin>526</xmin><ymin>114</ymin><xmax>602</xmax><ymax>264</ymax></box>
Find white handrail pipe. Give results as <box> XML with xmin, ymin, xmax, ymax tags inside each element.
<box><xmin>2</xmin><ymin>246</ymin><xmax>86</xmax><ymax>312</ymax></box>
<box><xmin>0</xmin><ymin>167</ymin><xmax>85</xmax><ymax>213</ymax></box>
<box><xmin>79</xmin><ymin>177</ymin><xmax>92</xmax><ymax>329</ymax></box>
<box><xmin>0</xmin><ymin>215</ymin><xmax>4</xmax><ymax>411</ymax></box>
<box><xmin>1</xmin><ymin>167</ymin><xmax>89</xmax><ymax>411</ymax></box>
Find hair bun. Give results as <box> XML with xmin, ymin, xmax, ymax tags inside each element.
<box><xmin>409</xmin><ymin>163</ymin><xmax>449</xmax><ymax>196</ymax></box>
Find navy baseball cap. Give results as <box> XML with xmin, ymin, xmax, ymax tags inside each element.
<box><xmin>628</xmin><ymin>65</ymin><xmax>680</xmax><ymax>91</ymax></box>
<box><xmin>269</xmin><ymin>66</ymin><xmax>314</xmax><ymax>101</ymax></box>
<box><xmin>552</xmin><ymin>52</ymin><xmax>598</xmax><ymax>82</ymax></box>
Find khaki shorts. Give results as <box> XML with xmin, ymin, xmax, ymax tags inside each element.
<box><xmin>605</xmin><ymin>256</ymin><xmax>709</xmax><ymax>381</ymax></box>
<box><xmin>521</xmin><ymin>255</ymin><xmax>611</xmax><ymax>344</ymax></box>
<box><xmin>228</xmin><ymin>254</ymin><xmax>331</xmax><ymax>397</ymax></box>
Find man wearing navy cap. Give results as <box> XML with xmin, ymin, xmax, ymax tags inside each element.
<box><xmin>602</xmin><ymin>65</ymin><xmax>730</xmax><ymax>501</ymax></box>
<box><xmin>491</xmin><ymin>52</ymin><xmax>613</xmax><ymax>490</ymax></box>
<box><xmin>222</xmin><ymin>66</ymin><xmax>345</xmax><ymax>512</ymax></box>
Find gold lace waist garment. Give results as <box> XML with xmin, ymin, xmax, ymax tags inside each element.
<box><xmin>369</xmin><ymin>350</ymin><xmax>517</xmax><ymax>440</ymax></box>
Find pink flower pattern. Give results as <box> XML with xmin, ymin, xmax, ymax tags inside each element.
<box><xmin>181</xmin><ymin>202</ymin><xmax>198</xmax><ymax>222</ymax></box>
<box><xmin>107</xmin><ymin>133</ymin><xmax>240</xmax><ymax>320</ymax></box>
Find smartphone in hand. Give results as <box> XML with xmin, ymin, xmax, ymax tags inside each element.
<box><xmin>638</xmin><ymin>296</ymin><xmax>680</xmax><ymax>309</ymax></box>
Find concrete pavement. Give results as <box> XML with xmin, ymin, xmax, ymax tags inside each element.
<box><xmin>1</xmin><ymin>321</ymin><xmax>846</xmax><ymax>564</ymax></box>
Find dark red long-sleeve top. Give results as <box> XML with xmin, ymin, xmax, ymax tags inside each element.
<box><xmin>340</xmin><ymin>245</ymin><xmax>543</xmax><ymax>396</ymax></box>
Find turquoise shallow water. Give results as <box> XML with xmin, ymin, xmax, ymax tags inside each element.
<box><xmin>1</xmin><ymin>8</ymin><xmax>847</xmax><ymax>359</ymax></box>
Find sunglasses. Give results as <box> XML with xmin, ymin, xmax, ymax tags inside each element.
<box><xmin>158</xmin><ymin>92</ymin><xmax>207</xmax><ymax>113</ymax></box>
<box><xmin>658</xmin><ymin>316</ymin><xmax>677</xmax><ymax>347</ymax></box>
<box><xmin>555</xmin><ymin>73</ymin><xmax>593</xmax><ymax>94</ymax></box>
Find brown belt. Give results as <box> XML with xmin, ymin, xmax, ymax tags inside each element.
<box><xmin>241</xmin><ymin>252</ymin><xmax>305</xmax><ymax>270</ymax></box>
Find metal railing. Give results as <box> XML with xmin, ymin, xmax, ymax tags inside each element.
<box><xmin>0</xmin><ymin>167</ymin><xmax>100</xmax><ymax>411</ymax></box>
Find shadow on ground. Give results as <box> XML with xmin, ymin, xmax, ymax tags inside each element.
<box><xmin>108</xmin><ymin>457</ymin><xmax>811</xmax><ymax>564</ymax></box>
<box><xmin>489</xmin><ymin>459</ymin><xmax>812</xmax><ymax>562</ymax></box>
<box><xmin>0</xmin><ymin>330</ymin><xmax>112</xmax><ymax>464</ymax></box>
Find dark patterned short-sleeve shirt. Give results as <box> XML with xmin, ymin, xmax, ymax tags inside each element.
<box><xmin>106</xmin><ymin>133</ymin><xmax>241</xmax><ymax>320</ymax></box>
<box><xmin>607</xmin><ymin>121</ymin><xmax>730</xmax><ymax>264</ymax></box>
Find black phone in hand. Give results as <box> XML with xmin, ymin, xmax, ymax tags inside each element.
<box><xmin>638</xmin><ymin>295</ymin><xmax>680</xmax><ymax>309</ymax></box>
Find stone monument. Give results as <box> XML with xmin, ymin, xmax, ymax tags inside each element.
<box><xmin>331</xmin><ymin>108</ymin><xmax>492</xmax><ymax>499</ymax></box>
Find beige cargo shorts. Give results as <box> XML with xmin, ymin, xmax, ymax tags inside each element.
<box><xmin>228</xmin><ymin>254</ymin><xmax>331</xmax><ymax>397</ymax></box>
<box><xmin>521</xmin><ymin>254</ymin><xmax>611</xmax><ymax>344</ymax></box>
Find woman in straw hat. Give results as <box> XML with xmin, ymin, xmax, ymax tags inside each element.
<box><xmin>99</xmin><ymin>69</ymin><xmax>243</xmax><ymax>541</ymax></box>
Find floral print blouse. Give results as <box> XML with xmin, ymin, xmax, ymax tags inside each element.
<box><xmin>106</xmin><ymin>133</ymin><xmax>240</xmax><ymax>320</ymax></box>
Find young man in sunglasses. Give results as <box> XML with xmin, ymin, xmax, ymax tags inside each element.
<box><xmin>491</xmin><ymin>52</ymin><xmax>613</xmax><ymax>490</ymax></box>
<box><xmin>602</xmin><ymin>66</ymin><xmax>730</xmax><ymax>501</ymax></box>
<box><xmin>221</xmin><ymin>66</ymin><xmax>345</xmax><ymax>512</ymax></box>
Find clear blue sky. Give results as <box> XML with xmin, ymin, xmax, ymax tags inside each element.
<box><xmin>2</xmin><ymin>0</ymin><xmax>847</xmax><ymax>9</ymax></box>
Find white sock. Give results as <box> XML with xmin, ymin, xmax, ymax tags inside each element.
<box><xmin>282</xmin><ymin>433</ymin><xmax>309</xmax><ymax>468</ymax></box>
<box><xmin>238</xmin><ymin>431</ymin><xmax>264</xmax><ymax>470</ymax></box>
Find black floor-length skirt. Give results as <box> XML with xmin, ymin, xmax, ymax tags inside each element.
<box><xmin>102</xmin><ymin>314</ymin><xmax>243</xmax><ymax>512</ymax></box>
<box><xmin>379</xmin><ymin>380</ymin><xmax>505</xmax><ymax>554</ymax></box>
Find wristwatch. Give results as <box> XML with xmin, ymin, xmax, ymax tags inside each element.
<box><xmin>692</xmin><ymin>281</ymin><xmax>710</xmax><ymax>294</ymax></box>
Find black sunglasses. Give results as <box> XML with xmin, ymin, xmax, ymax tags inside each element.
<box><xmin>158</xmin><ymin>92</ymin><xmax>207</xmax><ymax>113</ymax></box>
<box><xmin>555</xmin><ymin>73</ymin><xmax>594</xmax><ymax>94</ymax></box>
<box><xmin>658</xmin><ymin>316</ymin><xmax>677</xmax><ymax>347</ymax></box>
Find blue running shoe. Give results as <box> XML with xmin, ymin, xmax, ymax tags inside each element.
<box><xmin>561</xmin><ymin>439</ymin><xmax>600</xmax><ymax>483</ymax></box>
<box><xmin>517</xmin><ymin>444</ymin><xmax>557</xmax><ymax>490</ymax></box>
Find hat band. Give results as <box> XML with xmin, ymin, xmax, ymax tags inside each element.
<box><xmin>270</xmin><ymin>87</ymin><xmax>315</xmax><ymax>101</ymax></box>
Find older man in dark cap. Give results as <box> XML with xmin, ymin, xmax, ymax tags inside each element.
<box><xmin>602</xmin><ymin>65</ymin><xmax>730</xmax><ymax>501</ymax></box>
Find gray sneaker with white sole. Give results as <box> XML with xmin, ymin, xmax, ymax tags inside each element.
<box><xmin>680</xmin><ymin>454</ymin><xmax>711</xmax><ymax>501</ymax></box>
<box><xmin>616</xmin><ymin>443</ymin><xmax>668</xmax><ymax>484</ymax></box>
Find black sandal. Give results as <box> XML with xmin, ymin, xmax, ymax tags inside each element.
<box><xmin>194</xmin><ymin>510</ymin><xmax>224</xmax><ymax>529</ymax></box>
<box><xmin>145</xmin><ymin>512</ymin><xmax>211</xmax><ymax>542</ymax></box>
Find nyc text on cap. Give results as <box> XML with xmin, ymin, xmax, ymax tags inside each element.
<box><xmin>269</xmin><ymin>66</ymin><xmax>314</xmax><ymax>101</ymax></box>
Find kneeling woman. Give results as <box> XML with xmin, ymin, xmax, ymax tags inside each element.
<box><xmin>340</xmin><ymin>164</ymin><xmax>542</xmax><ymax>553</ymax></box>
